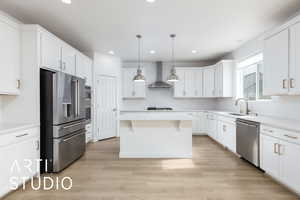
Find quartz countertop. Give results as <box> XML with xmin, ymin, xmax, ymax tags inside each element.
<box><xmin>120</xmin><ymin>110</ymin><xmax>300</xmax><ymax>133</ymax></box>
<box><xmin>119</xmin><ymin>112</ymin><xmax>195</xmax><ymax>121</ymax></box>
<box><xmin>0</xmin><ymin>123</ymin><xmax>40</xmax><ymax>136</ymax></box>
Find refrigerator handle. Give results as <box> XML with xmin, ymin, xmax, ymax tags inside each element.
<box><xmin>77</xmin><ymin>80</ymin><xmax>80</xmax><ymax>117</ymax></box>
<box><xmin>74</xmin><ymin>80</ymin><xmax>78</xmax><ymax>117</ymax></box>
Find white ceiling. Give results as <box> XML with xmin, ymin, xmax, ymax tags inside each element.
<box><xmin>1</xmin><ymin>0</ymin><xmax>300</xmax><ymax>61</ymax></box>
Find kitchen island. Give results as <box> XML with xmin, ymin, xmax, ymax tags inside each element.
<box><xmin>119</xmin><ymin>111</ymin><xmax>194</xmax><ymax>158</ymax></box>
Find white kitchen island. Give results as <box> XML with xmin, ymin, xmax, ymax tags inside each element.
<box><xmin>119</xmin><ymin>111</ymin><xmax>193</xmax><ymax>158</ymax></box>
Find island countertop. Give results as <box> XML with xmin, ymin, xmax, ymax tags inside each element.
<box><xmin>119</xmin><ymin>111</ymin><xmax>195</xmax><ymax>121</ymax></box>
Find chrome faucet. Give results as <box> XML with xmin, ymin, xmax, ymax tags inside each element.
<box><xmin>235</xmin><ymin>98</ymin><xmax>249</xmax><ymax>115</ymax></box>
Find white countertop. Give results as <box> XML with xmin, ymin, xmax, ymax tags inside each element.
<box><xmin>0</xmin><ymin>123</ymin><xmax>40</xmax><ymax>136</ymax></box>
<box><xmin>120</xmin><ymin>110</ymin><xmax>300</xmax><ymax>133</ymax></box>
<box><xmin>119</xmin><ymin>112</ymin><xmax>195</xmax><ymax>121</ymax></box>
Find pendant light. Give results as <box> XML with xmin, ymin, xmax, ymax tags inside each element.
<box><xmin>167</xmin><ymin>34</ymin><xmax>179</xmax><ymax>82</ymax></box>
<box><xmin>133</xmin><ymin>35</ymin><xmax>146</xmax><ymax>82</ymax></box>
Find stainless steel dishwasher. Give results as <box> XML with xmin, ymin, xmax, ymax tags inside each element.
<box><xmin>236</xmin><ymin>119</ymin><xmax>260</xmax><ymax>167</ymax></box>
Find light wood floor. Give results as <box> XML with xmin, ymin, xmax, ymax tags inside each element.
<box><xmin>3</xmin><ymin>136</ymin><xmax>300</xmax><ymax>200</ymax></box>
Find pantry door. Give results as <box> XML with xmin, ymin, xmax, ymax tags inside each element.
<box><xmin>95</xmin><ymin>75</ymin><xmax>118</xmax><ymax>140</ymax></box>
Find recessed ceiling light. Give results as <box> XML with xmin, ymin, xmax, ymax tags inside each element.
<box><xmin>146</xmin><ymin>0</ymin><xmax>156</xmax><ymax>3</ymax></box>
<box><xmin>192</xmin><ymin>50</ymin><xmax>198</xmax><ymax>54</ymax></box>
<box><xmin>150</xmin><ymin>50</ymin><xmax>156</xmax><ymax>54</ymax></box>
<box><xmin>61</xmin><ymin>0</ymin><xmax>72</xmax><ymax>4</ymax></box>
<box><xmin>108</xmin><ymin>51</ymin><xmax>115</xmax><ymax>55</ymax></box>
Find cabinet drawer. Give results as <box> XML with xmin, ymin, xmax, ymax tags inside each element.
<box><xmin>261</xmin><ymin>125</ymin><xmax>300</xmax><ymax>145</ymax></box>
<box><xmin>218</xmin><ymin>116</ymin><xmax>235</xmax><ymax>124</ymax></box>
<box><xmin>0</xmin><ymin>127</ymin><xmax>39</xmax><ymax>147</ymax></box>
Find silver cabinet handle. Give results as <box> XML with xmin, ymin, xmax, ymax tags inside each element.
<box><xmin>274</xmin><ymin>143</ymin><xmax>279</xmax><ymax>154</ymax></box>
<box><xmin>290</xmin><ymin>78</ymin><xmax>295</xmax><ymax>89</ymax></box>
<box><xmin>16</xmin><ymin>133</ymin><xmax>29</xmax><ymax>138</ymax></box>
<box><xmin>284</xmin><ymin>134</ymin><xmax>298</xmax><ymax>140</ymax></box>
<box><xmin>283</xmin><ymin>79</ymin><xmax>288</xmax><ymax>89</ymax></box>
<box><xmin>278</xmin><ymin>144</ymin><xmax>283</xmax><ymax>156</ymax></box>
<box><xmin>36</xmin><ymin>140</ymin><xmax>40</xmax><ymax>151</ymax></box>
<box><xmin>262</xmin><ymin>129</ymin><xmax>273</xmax><ymax>133</ymax></box>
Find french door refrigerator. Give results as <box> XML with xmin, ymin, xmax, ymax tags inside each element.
<box><xmin>40</xmin><ymin>69</ymin><xmax>86</xmax><ymax>173</ymax></box>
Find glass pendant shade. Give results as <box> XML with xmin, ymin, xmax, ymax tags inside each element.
<box><xmin>167</xmin><ymin>68</ymin><xmax>179</xmax><ymax>82</ymax></box>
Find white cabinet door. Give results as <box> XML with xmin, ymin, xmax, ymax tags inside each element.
<box><xmin>40</xmin><ymin>33</ymin><xmax>62</xmax><ymax>71</ymax></box>
<box><xmin>174</xmin><ymin>69</ymin><xmax>185</xmax><ymax>97</ymax></box>
<box><xmin>75</xmin><ymin>53</ymin><xmax>86</xmax><ymax>79</ymax></box>
<box><xmin>195</xmin><ymin>69</ymin><xmax>203</xmax><ymax>97</ymax></box>
<box><xmin>85</xmin><ymin>58</ymin><xmax>93</xmax><ymax>86</ymax></box>
<box><xmin>0</xmin><ymin>19</ymin><xmax>20</xmax><ymax>95</ymax></box>
<box><xmin>214</xmin><ymin>63</ymin><xmax>222</xmax><ymax>97</ymax></box>
<box><xmin>185</xmin><ymin>70</ymin><xmax>196</xmax><ymax>97</ymax></box>
<box><xmin>223</xmin><ymin>122</ymin><xmax>236</xmax><ymax>153</ymax></box>
<box><xmin>134</xmin><ymin>81</ymin><xmax>146</xmax><ymax>98</ymax></box>
<box><xmin>260</xmin><ymin>134</ymin><xmax>280</xmax><ymax>178</ymax></box>
<box><xmin>264</xmin><ymin>29</ymin><xmax>289</xmax><ymax>96</ymax></box>
<box><xmin>122</xmin><ymin>68</ymin><xmax>145</xmax><ymax>98</ymax></box>
<box><xmin>0</xmin><ymin>136</ymin><xmax>39</xmax><ymax>196</ymax></box>
<box><xmin>203</xmin><ymin>67</ymin><xmax>215</xmax><ymax>97</ymax></box>
<box><xmin>290</xmin><ymin>23</ymin><xmax>300</xmax><ymax>94</ymax></box>
<box><xmin>280</xmin><ymin>141</ymin><xmax>300</xmax><ymax>194</ymax></box>
<box><xmin>61</xmin><ymin>44</ymin><xmax>76</xmax><ymax>75</ymax></box>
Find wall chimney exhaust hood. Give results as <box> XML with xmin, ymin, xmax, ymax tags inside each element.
<box><xmin>148</xmin><ymin>62</ymin><xmax>173</xmax><ymax>88</ymax></box>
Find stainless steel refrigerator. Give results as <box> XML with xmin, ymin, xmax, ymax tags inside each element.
<box><xmin>40</xmin><ymin>69</ymin><xmax>86</xmax><ymax>173</ymax></box>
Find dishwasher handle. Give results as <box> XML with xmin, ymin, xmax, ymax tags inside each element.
<box><xmin>237</xmin><ymin>121</ymin><xmax>258</xmax><ymax>128</ymax></box>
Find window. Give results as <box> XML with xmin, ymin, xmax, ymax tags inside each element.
<box><xmin>236</xmin><ymin>53</ymin><xmax>270</xmax><ymax>100</ymax></box>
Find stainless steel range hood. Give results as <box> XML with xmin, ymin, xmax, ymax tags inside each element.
<box><xmin>148</xmin><ymin>62</ymin><xmax>173</xmax><ymax>88</ymax></box>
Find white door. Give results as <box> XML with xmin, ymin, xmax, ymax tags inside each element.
<box><xmin>203</xmin><ymin>67</ymin><xmax>215</xmax><ymax>97</ymax></box>
<box><xmin>0</xmin><ymin>19</ymin><xmax>20</xmax><ymax>95</ymax></box>
<box><xmin>195</xmin><ymin>69</ymin><xmax>203</xmax><ymax>97</ymax></box>
<box><xmin>174</xmin><ymin>69</ymin><xmax>185</xmax><ymax>97</ymax></box>
<box><xmin>40</xmin><ymin>33</ymin><xmax>61</xmax><ymax>71</ymax></box>
<box><xmin>260</xmin><ymin>134</ymin><xmax>280</xmax><ymax>178</ymax></box>
<box><xmin>96</xmin><ymin>76</ymin><xmax>117</xmax><ymax>140</ymax></box>
<box><xmin>280</xmin><ymin>141</ymin><xmax>300</xmax><ymax>193</ymax></box>
<box><xmin>290</xmin><ymin>22</ymin><xmax>300</xmax><ymax>94</ymax></box>
<box><xmin>61</xmin><ymin>45</ymin><xmax>76</xmax><ymax>75</ymax></box>
<box><xmin>264</xmin><ymin>29</ymin><xmax>289</xmax><ymax>96</ymax></box>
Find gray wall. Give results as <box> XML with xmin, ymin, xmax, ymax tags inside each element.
<box><xmin>122</xmin><ymin>61</ymin><xmax>218</xmax><ymax>111</ymax></box>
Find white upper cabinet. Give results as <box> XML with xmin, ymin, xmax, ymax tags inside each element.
<box><xmin>174</xmin><ymin>69</ymin><xmax>186</xmax><ymax>97</ymax></box>
<box><xmin>214</xmin><ymin>60</ymin><xmax>234</xmax><ymax>98</ymax></box>
<box><xmin>264</xmin><ymin>29</ymin><xmax>289</xmax><ymax>96</ymax></box>
<box><xmin>61</xmin><ymin>44</ymin><xmax>76</xmax><ymax>75</ymax></box>
<box><xmin>76</xmin><ymin>53</ymin><xmax>93</xmax><ymax>86</ymax></box>
<box><xmin>122</xmin><ymin>68</ymin><xmax>146</xmax><ymax>99</ymax></box>
<box><xmin>0</xmin><ymin>16</ymin><xmax>21</xmax><ymax>95</ymax></box>
<box><xmin>40</xmin><ymin>32</ymin><xmax>62</xmax><ymax>71</ymax></box>
<box><xmin>174</xmin><ymin>68</ymin><xmax>203</xmax><ymax>98</ymax></box>
<box><xmin>40</xmin><ymin>28</ymin><xmax>90</xmax><ymax>77</ymax></box>
<box><xmin>203</xmin><ymin>66</ymin><xmax>215</xmax><ymax>97</ymax></box>
<box><xmin>290</xmin><ymin>22</ymin><xmax>300</xmax><ymax>94</ymax></box>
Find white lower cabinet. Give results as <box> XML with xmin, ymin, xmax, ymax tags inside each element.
<box><xmin>85</xmin><ymin>123</ymin><xmax>93</xmax><ymax>143</ymax></box>
<box><xmin>217</xmin><ymin>119</ymin><xmax>236</xmax><ymax>153</ymax></box>
<box><xmin>191</xmin><ymin>112</ymin><xmax>205</xmax><ymax>135</ymax></box>
<box><xmin>260</xmin><ymin>126</ymin><xmax>300</xmax><ymax>194</ymax></box>
<box><xmin>0</xmin><ymin>127</ymin><xmax>40</xmax><ymax>198</ymax></box>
